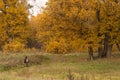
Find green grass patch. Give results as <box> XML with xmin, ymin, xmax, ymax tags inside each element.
<box><xmin>0</xmin><ymin>53</ymin><xmax>120</xmax><ymax>80</ymax></box>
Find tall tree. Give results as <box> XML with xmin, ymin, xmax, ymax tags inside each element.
<box><xmin>34</xmin><ymin>0</ymin><xmax>83</xmax><ymax>54</ymax></box>
<box><xmin>0</xmin><ymin>0</ymin><xmax>30</xmax><ymax>52</ymax></box>
<box><xmin>34</xmin><ymin>0</ymin><xmax>97</xmax><ymax>55</ymax></box>
<box><xmin>95</xmin><ymin>0</ymin><xmax>120</xmax><ymax>58</ymax></box>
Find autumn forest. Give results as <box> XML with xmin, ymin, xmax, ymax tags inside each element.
<box><xmin>0</xmin><ymin>0</ymin><xmax>120</xmax><ymax>59</ymax></box>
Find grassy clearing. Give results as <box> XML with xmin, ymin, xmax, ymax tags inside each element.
<box><xmin>0</xmin><ymin>53</ymin><xmax>120</xmax><ymax>80</ymax></box>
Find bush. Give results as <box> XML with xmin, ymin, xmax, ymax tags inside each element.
<box><xmin>3</xmin><ymin>40</ymin><xmax>25</xmax><ymax>53</ymax></box>
<box><xmin>45</xmin><ymin>39</ymin><xmax>71</xmax><ymax>54</ymax></box>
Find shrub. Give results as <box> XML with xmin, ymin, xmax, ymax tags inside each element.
<box><xmin>45</xmin><ymin>39</ymin><xmax>71</xmax><ymax>54</ymax></box>
<box><xmin>3</xmin><ymin>40</ymin><xmax>25</xmax><ymax>53</ymax></box>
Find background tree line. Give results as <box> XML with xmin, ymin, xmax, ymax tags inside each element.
<box><xmin>0</xmin><ymin>0</ymin><xmax>120</xmax><ymax>59</ymax></box>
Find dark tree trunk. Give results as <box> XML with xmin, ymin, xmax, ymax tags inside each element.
<box><xmin>102</xmin><ymin>33</ymin><xmax>109</xmax><ymax>58</ymax></box>
<box><xmin>98</xmin><ymin>33</ymin><xmax>113</xmax><ymax>58</ymax></box>
<box><xmin>88</xmin><ymin>46</ymin><xmax>94</xmax><ymax>60</ymax></box>
<box><xmin>107</xmin><ymin>44</ymin><xmax>113</xmax><ymax>58</ymax></box>
<box><xmin>98</xmin><ymin>44</ymin><xmax>103</xmax><ymax>58</ymax></box>
<box><xmin>96</xmin><ymin>9</ymin><xmax>100</xmax><ymax>22</ymax></box>
<box><xmin>116</xmin><ymin>44</ymin><xmax>120</xmax><ymax>52</ymax></box>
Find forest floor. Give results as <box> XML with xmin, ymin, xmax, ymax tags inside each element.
<box><xmin>0</xmin><ymin>52</ymin><xmax>120</xmax><ymax>80</ymax></box>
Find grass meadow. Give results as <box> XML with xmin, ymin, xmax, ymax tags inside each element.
<box><xmin>0</xmin><ymin>52</ymin><xmax>120</xmax><ymax>80</ymax></box>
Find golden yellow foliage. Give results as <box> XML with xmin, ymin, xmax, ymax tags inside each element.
<box><xmin>31</xmin><ymin>0</ymin><xmax>120</xmax><ymax>55</ymax></box>
<box><xmin>0</xmin><ymin>0</ymin><xmax>30</xmax><ymax>52</ymax></box>
<box><xmin>3</xmin><ymin>40</ymin><xmax>25</xmax><ymax>53</ymax></box>
<box><xmin>45</xmin><ymin>38</ymin><xmax>71</xmax><ymax>54</ymax></box>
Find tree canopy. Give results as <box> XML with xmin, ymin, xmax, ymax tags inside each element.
<box><xmin>0</xmin><ymin>0</ymin><xmax>30</xmax><ymax>52</ymax></box>
<box><xmin>31</xmin><ymin>0</ymin><xmax>120</xmax><ymax>58</ymax></box>
<box><xmin>0</xmin><ymin>0</ymin><xmax>120</xmax><ymax>58</ymax></box>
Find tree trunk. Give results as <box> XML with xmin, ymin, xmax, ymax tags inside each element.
<box><xmin>98</xmin><ymin>44</ymin><xmax>103</xmax><ymax>58</ymax></box>
<box><xmin>107</xmin><ymin>44</ymin><xmax>113</xmax><ymax>58</ymax></box>
<box><xmin>116</xmin><ymin>44</ymin><xmax>120</xmax><ymax>52</ymax></box>
<box><xmin>88</xmin><ymin>46</ymin><xmax>94</xmax><ymax>60</ymax></box>
<box><xmin>102</xmin><ymin>33</ymin><xmax>109</xmax><ymax>57</ymax></box>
